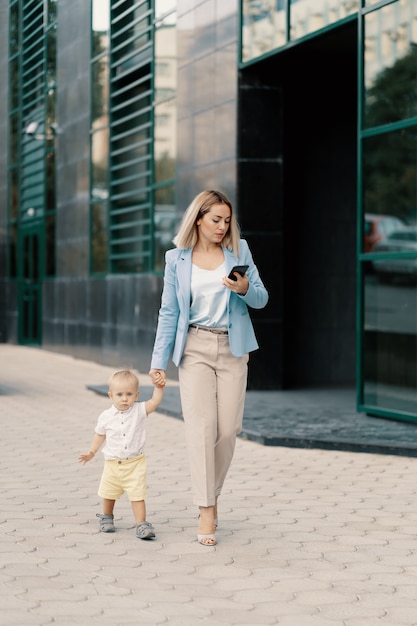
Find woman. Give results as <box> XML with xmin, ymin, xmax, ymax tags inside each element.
<box><xmin>149</xmin><ymin>190</ymin><xmax>269</xmax><ymax>546</ymax></box>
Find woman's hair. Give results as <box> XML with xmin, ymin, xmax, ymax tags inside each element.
<box><xmin>173</xmin><ymin>190</ymin><xmax>241</xmax><ymax>256</ymax></box>
<box><xmin>108</xmin><ymin>369</ymin><xmax>139</xmax><ymax>389</ymax></box>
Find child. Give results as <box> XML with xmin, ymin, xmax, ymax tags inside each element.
<box><xmin>79</xmin><ymin>369</ymin><xmax>165</xmax><ymax>539</ymax></box>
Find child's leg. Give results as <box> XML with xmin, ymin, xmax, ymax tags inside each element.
<box><xmin>96</xmin><ymin>498</ymin><xmax>116</xmax><ymax>533</ymax></box>
<box><xmin>131</xmin><ymin>499</ymin><xmax>146</xmax><ymax>523</ymax></box>
<box><xmin>103</xmin><ymin>498</ymin><xmax>115</xmax><ymax>515</ymax></box>
<box><xmin>132</xmin><ymin>500</ymin><xmax>155</xmax><ymax>539</ymax></box>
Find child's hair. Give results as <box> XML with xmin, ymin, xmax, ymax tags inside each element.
<box><xmin>108</xmin><ymin>369</ymin><xmax>139</xmax><ymax>389</ymax></box>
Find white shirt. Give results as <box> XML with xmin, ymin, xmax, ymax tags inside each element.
<box><xmin>189</xmin><ymin>262</ymin><xmax>229</xmax><ymax>328</ymax></box>
<box><xmin>95</xmin><ymin>402</ymin><xmax>147</xmax><ymax>460</ymax></box>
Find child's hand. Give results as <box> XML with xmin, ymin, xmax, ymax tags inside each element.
<box><xmin>78</xmin><ymin>451</ymin><xmax>95</xmax><ymax>465</ymax></box>
<box><xmin>150</xmin><ymin>369</ymin><xmax>166</xmax><ymax>387</ymax></box>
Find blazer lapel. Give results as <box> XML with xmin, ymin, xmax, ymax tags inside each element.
<box><xmin>176</xmin><ymin>248</ymin><xmax>192</xmax><ymax>308</ymax></box>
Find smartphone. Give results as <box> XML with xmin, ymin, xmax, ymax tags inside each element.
<box><xmin>228</xmin><ymin>265</ymin><xmax>249</xmax><ymax>281</ymax></box>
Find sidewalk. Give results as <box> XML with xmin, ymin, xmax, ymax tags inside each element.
<box><xmin>2</xmin><ymin>344</ymin><xmax>417</xmax><ymax>626</ymax></box>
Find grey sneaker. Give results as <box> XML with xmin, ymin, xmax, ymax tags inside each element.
<box><xmin>136</xmin><ymin>521</ymin><xmax>155</xmax><ymax>540</ymax></box>
<box><xmin>96</xmin><ymin>513</ymin><xmax>115</xmax><ymax>532</ymax></box>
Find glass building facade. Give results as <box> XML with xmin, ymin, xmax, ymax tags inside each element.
<box><xmin>0</xmin><ymin>0</ymin><xmax>416</xmax><ymax>421</ymax></box>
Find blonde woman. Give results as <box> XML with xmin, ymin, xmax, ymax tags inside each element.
<box><xmin>149</xmin><ymin>190</ymin><xmax>269</xmax><ymax>546</ymax></box>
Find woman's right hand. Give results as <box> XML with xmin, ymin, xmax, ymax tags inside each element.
<box><xmin>149</xmin><ymin>368</ymin><xmax>167</xmax><ymax>387</ymax></box>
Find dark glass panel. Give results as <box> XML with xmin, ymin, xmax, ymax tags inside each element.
<box><xmin>362</xmin><ymin>261</ymin><xmax>417</xmax><ymax>415</ymax></box>
<box><xmin>45</xmin><ymin>214</ymin><xmax>56</xmax><ymax>276</ymax></box>
<box><xmin>10</xmin><ymin>58</ymin><xmax>19</xmax><ymax>110</ymax></box>
<box><xmin>9</xmin><ymin>114</ymin><xmax>19</xmax><ymax>164</ymax></box>
<box><xmin>92</xmin><ymin>202</ymin><xmax>108</xmax><ymax>274</ymax></box>
<box><xmin>9</xmin><ymin>2</ymin><xmax>20</xmax><ymax>56</ymax></box>
<box><xmin>45</xmin><ymin>150</ymin><xmax>56</xmax><ymax>211</ymax></box>
<box><xmin>8</xmin><ymin>225</ymin><xmax>17</xmax><ymax>278</ymax></box>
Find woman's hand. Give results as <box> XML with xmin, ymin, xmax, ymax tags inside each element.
<box><xmin>222</xmin><ymin>274</ymin><xmax>249</xmax><ymax>296</ymax></box>
<box><xmin>149</xmin><ymin>369</ymin><xmax>167</xmax><ymax>387</ymax></box>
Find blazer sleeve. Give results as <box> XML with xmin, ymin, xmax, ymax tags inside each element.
<box><xmin>150</xmin><ymin>250</ymin><xmax>181</xmax><ymax>370</ymax></box>
<box><xmin>237</xmin><ymin>240</ymin><xmax>269</xmax><ymax>309</ymax></box>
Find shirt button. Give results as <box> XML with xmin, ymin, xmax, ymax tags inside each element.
<box><xmin>118</xmin><ymin>460</ymin><xmax>122</xmax><ymax>464</ymax></box>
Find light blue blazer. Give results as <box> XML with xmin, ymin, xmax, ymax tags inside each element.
<box><xmin>150</xmin><ymin>239</ymin><xmax>269</xmax><ymax>370</ymax></box>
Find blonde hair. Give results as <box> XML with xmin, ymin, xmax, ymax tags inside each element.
<box><xmin>108</xmin><ymin>369</ymin><xmax>139</xmax><ymax>389</ymax></box>
<box><xmin>173</xmin><ymin>190</ymin><xmax>241</xmax><ymax>257</ymax></box>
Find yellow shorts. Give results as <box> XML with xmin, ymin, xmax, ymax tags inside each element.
<box><xmin>98</xmin><ymin>454</ymin><xmax>148</xmax><ymax>501</ymax></box>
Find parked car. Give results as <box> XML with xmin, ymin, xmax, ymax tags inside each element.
<box><xmin>372</xmin><ymin>227</ymin><xmax>417</xmax><ymax>283</ymax></box>
<box><xmin>364</xmin><ymin>214</ymin><xmax>406</xmax><ymax>253</ymax></box>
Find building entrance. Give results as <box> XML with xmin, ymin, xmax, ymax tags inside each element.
<box><xmin>239</xmin><ymin>20</ymin><xmax>358</xmax><ymax>389</ymax></box>
<box><xmin>282</xmin><ymin>22</ymin><xmax>358</xmax><ymax>387</ymax></box>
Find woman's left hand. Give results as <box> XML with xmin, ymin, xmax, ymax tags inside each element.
<box><xmin>222</xmin><ymin>274</ymin><xmax>249</xmax><ymax>296</ymax></box>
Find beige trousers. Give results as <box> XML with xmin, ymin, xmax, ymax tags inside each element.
<box><xmin>178</xmin><ymin>326</ymin><xmax>249</xmax><ymax>507</ymax></box>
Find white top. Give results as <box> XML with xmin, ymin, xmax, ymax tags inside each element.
<box><xmin>189</xmin><ymin>262</ymin><xmax>229</xmax><ymax>328</ymax></box>
<box><xmin>95</xmin><ymin>401</ymin><xmax>147</xmax><ymax>460</ymax></box>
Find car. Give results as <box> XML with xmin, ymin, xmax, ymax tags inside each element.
<box><xmin>372</xmin><ymin>227</ymin><xmax>417</xmax><ymax>283</ymax></box>
<box><xmin>364</xmin><ymin>214</ymin><xmax>406</xmax><ymax>253</ymax></box>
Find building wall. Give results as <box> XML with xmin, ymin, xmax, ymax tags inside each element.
<box><xmin>0</xmin><ymin>1</ymin><xmax>11</xmax><ymax>343</ymax></box>
<box><xmin>176</xmin><ymin>0</ymin><xmax>239</xmax><ymax>208</ymax></box>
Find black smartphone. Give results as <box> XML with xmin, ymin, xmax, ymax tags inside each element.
<box><xmin>228</xmin><ymin>265</ymin><xmax>249</xmax><ymax>281</ymax></box>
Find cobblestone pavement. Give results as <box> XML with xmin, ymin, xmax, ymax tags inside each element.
<box><xmin>2</xmin><ymin>345</ymin><xmax>417</xmax><ymax>626</ymax></box>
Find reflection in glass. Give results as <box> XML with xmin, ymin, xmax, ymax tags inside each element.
<box><xmin>362</xmin><ymin>262</ymin><xmax>417</xmax><ymax>415</ymax></box>
<box><xmin>154</xmin><ymin>185</ymin><xmax>176</xmax><ymax>271</ymax></box>
<box><xmin>10</xmin><ymin>3</ymin><xmax>19</xmax><ymax>56</ymax></box>
<box><xmin>371</xmin><ymin>228</ymin><xmax>417</xmax><ymax>284</ymax></box>
<box><xmin>290</xmin><ymin>0</ymin><xmax>356</xmax><ymax>41</ymax></box>
<box><xmin>92</xmin><ymin>56</ymin><xmax>109</xmax><ymax>127</ymax></box>
<box><xmin>155</xmin><ymin>0</ymin><xmax>176</xmax><ymax>19</ymax></box>
<box><xmin>154</xmin><ymin>10</ymin><xmax>176</xmax><ymax>271</ymax></box>
<box><xmin>47</xmin><ymin>0</ymin><xmax>57</xmax><ymax>26</ymax></box>
<box><xmin>92</xmin><ymin>129</ymin><xmax>109</xmax><ymax>197</ymax></box>
<box><xmin>46</xmin><ymin>27</ymin><xmax>56</xmax><ymax>89</ymax></box>
<box><xmin>242</xmin><ymin>0</ymin><xmax>286</xmax><ymax>63</ymax></box>
<box><xmin>92</xmin><ymin>203</ymin><xmax>108</xmax><ymax>274</ymax></box>
<box><xmin>92</xmin><ymin>0</ymin><xmax>110</xmax><ymax>38</ymax></box>
<box><xmin>364</xmin><ymin>0</ymin><xmax>417</xmax><ymax>128</ymax></box>
<box><xmin>362</xmin><ymin>127</ymin><xmax>417</xmax><ymax>239</ymax></box>
<box><xmin>241</xmin><ymin>0</ymin><xmax>358</xmax><ymax>62</ymax></box>
<box><xmin>91</xmin><ymin>0</ymin><xmax>110</xmax><ymax>274</ymax></box>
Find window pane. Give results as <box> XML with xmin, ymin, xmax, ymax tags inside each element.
<box><xmin>290</xmin><ymin>0</ymin><xmax>356</xmax><ymax>41</ymax></box>
<box><xmin>362</xmin><ymin>262</ymin><xmax>417</xmax><ymax>414</ymax></box>
<box><xmin>242</xmin><ymin>0</ymin><xmax>286</xmax><ymax>63</ymax></box>
<box><xmin>364</xmin><ymin>1</ymin><xmax>417</xmax><ymax>128</ymax></box>
<box><xmin>362</xmin><ymin>126</ymin><xmax>417</xmax><ymax>253</ymax></box>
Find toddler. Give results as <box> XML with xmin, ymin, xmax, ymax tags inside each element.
<box><xmin>79</xmin><ymin>369</ymin><xmax>165</xmax><ymax>539</ymax></box>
